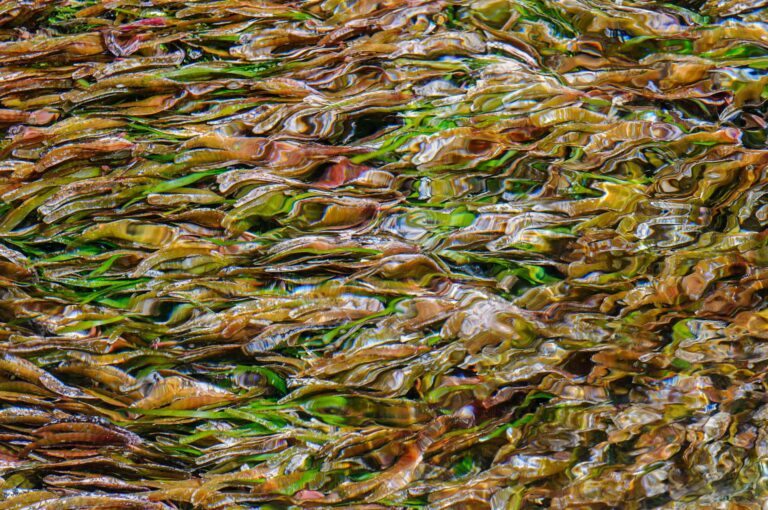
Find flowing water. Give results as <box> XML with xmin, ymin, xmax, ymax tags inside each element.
<box><xmin>0</xmin><ymin>0</ymin><xmax>767</xmax><ymax>508</ymax></box>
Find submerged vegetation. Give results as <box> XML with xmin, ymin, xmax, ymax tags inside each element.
<box><xmin>0</xmin><ymin>0</ymin><xmax>767</xmax><ymax>507</ymax></box>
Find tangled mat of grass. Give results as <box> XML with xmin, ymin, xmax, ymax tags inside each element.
<box><xmin>0</xmin><ymin>0</ymin><xmax>767</xmax><ymax>508</ymax></box>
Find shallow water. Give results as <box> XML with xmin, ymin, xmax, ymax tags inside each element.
<box><xmin>0</xmin><ymin>0</ymin><xmax>767</xmax><ymax>508</ymax></box>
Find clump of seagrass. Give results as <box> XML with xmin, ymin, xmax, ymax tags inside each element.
<box><xmin>0</xmin><ymin>0</ymin><xmax>767</xmax><ymax>508</ymax></box>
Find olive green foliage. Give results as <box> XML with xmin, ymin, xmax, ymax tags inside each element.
<box><xmin>0</xmin><ymin>0</ymin><xmax>767</xmax><ymax>508</ymax></box>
